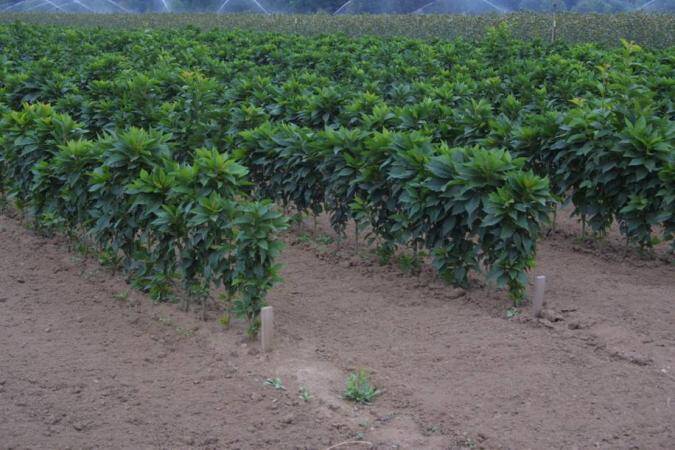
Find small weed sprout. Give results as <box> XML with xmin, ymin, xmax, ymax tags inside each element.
<box><xmin>175</xmin><ymin>326</ymin><xmax>195</xmax><ymax>337</ymax></box>
<box><xmin>156</xmin><ymin>316</ymin><xmax>174</xmax><ymax>327</ymax></box>
<box><xmin>113</xmin><ymin>291</ymin><xmax>129</xmax><ymax>302</ymax></box>
<box><xmin>398</xmin><ymin>252</ymin><xmax>424</xmax><ymax>274</ymax></box>
<box><xmin>316</xmin><ymin>233</ymin><xmax>334</xmax><ymax>245</ymax></box>
<box><xmin>296</xmin><ymin>232</ymin><xmax>312</xmax><ymax>244</ymax></box>
<box><xmin>344</xmin><ymin>369</ymin><xmax>380</xmax><ymax>404</ymax></box>
<box><xmin>218</xmin><ymin>313</ymin><xmax>231</xmax><ymax>328</ymax></box>
<box><xmin>264</xmin><ymin>378</ymin><xmax>286</xmax><ymax>390</ymax></box>
<box><xmin>74</xmin><ymin>240</ymin><xmax>91</xmax><ymax>256</ymax></box>
<box><xmin>299</xmin><ymin>386</ymin><xmax>312</xmax><ymax>402</ymax></box>
<box><xmin>506</xmin><ymin>307</ymin><xmax>521</xmax><ymax>319</ymax></box>
<box><xmin>375</xmin><ymin>244</ymin><xmax>395</xmax><ymax>266</ymax></box>
<box><xmin>246</xmin><ymin>318</ymin><xmax>261</xmax><ymax>339</ymax></box>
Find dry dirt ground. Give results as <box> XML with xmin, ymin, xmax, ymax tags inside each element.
<box><xmin>0</xmin><ymin>212</ymin><xmax>673</xmax><ymax>450</ymax></box>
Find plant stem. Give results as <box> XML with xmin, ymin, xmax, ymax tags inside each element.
<box><xmin>354</xmin><ymin>221</ymin><xmax>359</xmax><ymax>253</ymax></box>
<box><xmin>581</xmin><ymin>215</ymin><xmax>586</xmax><ymax>238</ymax></box>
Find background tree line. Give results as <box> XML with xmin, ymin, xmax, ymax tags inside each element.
<box><xmin>1</xmin><ymin>0</ymin><xmax>673</xmax><ymax>15</ymax></box>
<box><xmin>168</xmin><ymin>0</ymin><xmax>673</xmax><ymax>13</ymax></box>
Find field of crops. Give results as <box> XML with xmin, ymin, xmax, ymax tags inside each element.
<box><xmin>0</xmin><ymin>13</ymin><xmax>674</xmax><ymax>448</ymax></box>
<box><xmin>0</xmin><ymin>12</ymin><xmax>674</xmax><ymax>47</ymax></box>
<box><xmin>0</xmin><ymin>21</ymin><xmax>673</xmax><ymax>328</ymax></box>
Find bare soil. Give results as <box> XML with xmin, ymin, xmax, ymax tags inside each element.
<box><xmin>0</xmin><ymin>211</ymin><xmax>673</xmax><ymax>449</ymax></box>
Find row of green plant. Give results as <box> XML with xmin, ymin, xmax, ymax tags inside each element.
<box><xmin>235</xmin><ymin>123</ymin><xmax>553</xmax><ymax>302</ymax></box>
<box><xmin>0</xmin><ymin>103</ymin><xmax>554</xmax><ymax>304</ymax></box>
<box><xmin>1</xmin><ymin>24</ymin><xmax>670</xmax><ymax>252</ymax></box>
<box><xmin>0</xmin><ymin>24</ymin><xmax>671</xmax><ymax>299</ymax></box>
<box><xmin>504</xmin><ymin>99</ymin><xmax>674</xmax><ymax>247</ymax></box>
<box><xmin>0</xmin><ymin>12</ymin><xmax>673</xmax><ymax>48</ymax></box>
<box><xmin>0</xmin><ymin>103</ymin><xmax>287</xmax><ymax>335</ymax></box>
